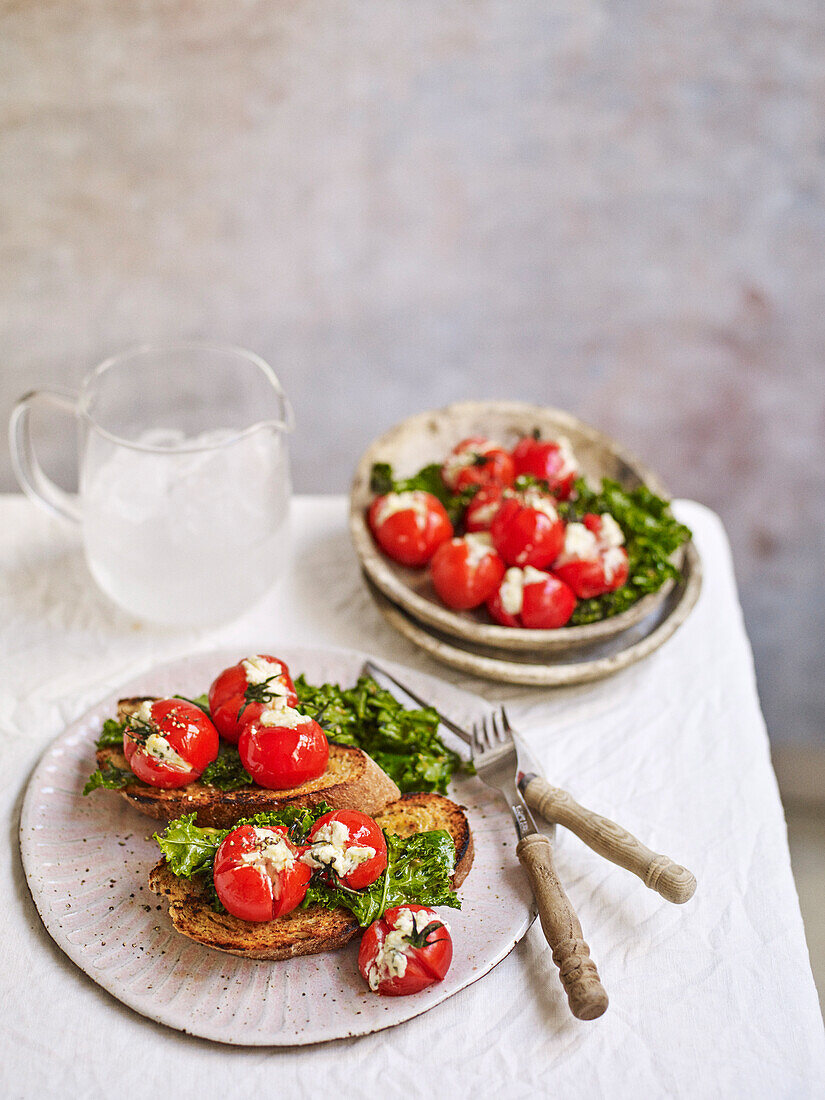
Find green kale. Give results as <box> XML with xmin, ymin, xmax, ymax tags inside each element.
<box><xmin>200</xmin><ymin>745</ymin><xmax>252</xmax><ymax>791</ymax></box>
<box><xmin>294</xmin><ymin>674</ymin><xmax>467</xmax><ymax>794</ymax></box>
<box><xmin>557</xmin><ymin>477</ymin><xmax>692</xmax><ymax>624</ymax></box>
<box><xmin>82</xmin><ymin>761</ymin><xmax>133</xmax><ymax>795</ymax></box>
<box><xmin>303</xmin><ymin>829</ymin><xmax>460</xmax><ymax>926</ymax></box>
<box><xmin>95</xmin><ymin>718</ymin><xmax>126</xmax><ymax>748</ymax></box>
<box><xmin>369</xmin><ymin>461</ymin><xmax>477</xmax><ymax>526</ymax></box>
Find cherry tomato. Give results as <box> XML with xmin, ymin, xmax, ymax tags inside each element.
<box><xmin>208</xmin><ymin>655</ymin><xmax>298</xmax><ymax>745</ymax></box>
<box><xmin>464</xmin><ymin>484</ymin><xmax>506</xmax><ymax>532</ymax></box>
<box><xmin>441</xmin><ymin>437</ymin><xmax>515</xmax><ymax>493</ymax></box>
<box><xmin>122</xmin><ymin>699</ymin><xmax>219</xmax><ymax>788</ymax></box>
<box><xmin>358</xmin><ymin>905</ymin><xmax>453</xmax><ymax>996</ymax></box>
<box><xmin>368</xmin><ymin>491</ymin><xmax>453</xmax><ymax>567</ymax></box>
<box><xmin>213</xmin><ymin>824</ymin><xmax>312</xmax><ymax>921</ymax></box>
<box><xmin>430</xmin><ymin>533</ymin><xmax>505</xmax><ymax>610</ymax></box>
<box><xmin>304</xmin><ymin>809</ymin><xmax>388</xmax><ymax>890</ymax></box>
<box><xmin>239</xmin><ymin>707</ymin><xmax>329</xmax><ymax>789</ymax></box>
<box><xmin>487</xmin><ymin>566</ymin><xmax>577</xmax><ymax>629</ymax></box>
<box><xmin>489</xmin><ymin>491</ymin><xmax>565</xmax><ymax>568</ymax></box>
<box><xmin>553</xmin><ymin>515</ymin><xmax>629</xmax><ymax>599</ymax></box>
<box><xmin>511</xmin><ymin>435</ymin><xmax>579</xmax><ymax>499</ymax></box>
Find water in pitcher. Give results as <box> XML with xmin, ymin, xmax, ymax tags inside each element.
<box><xmin>81</xmin><ymin>427</ymin><xmax>291</xmax><ymax>625</ymax></box>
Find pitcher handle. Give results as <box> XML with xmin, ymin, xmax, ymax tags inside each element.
<box><xmin>9</xmin><ymin>388</ymin><xmax>82</xmax><ymax>523</ymax></box>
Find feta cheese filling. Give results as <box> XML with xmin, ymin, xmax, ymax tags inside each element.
<box><xmin>521</xmin><ymin>490</ymin><xmax>559</xmax><ymax>522</ymax></box>
<box><xmin>498</xmin><ymin>565</ymin><xmax>550</xmax><ymax>616</ymax></box>
<box><xmin>597</xmin><ymin>513</ymin><xmax>625</xmax><ymax>548</ymax></box>
<box><xmin>241</xmin><ymin>656</ymin><xmax>290</xmax><ymax>701</ymax></box>
<box><xmin>602</xmin><ymin>546</ymin><xmax>626</xmax><ymax>582</ymax></box>
<box><xmin>374</xmin><ymin>491</ymin><xmax>431</xmax><ymax>527</ymax></box>
<box><xmin>554</xmin><ymin>436</ymin><xmax>579</xmax><ymax>479</ymax></box>
<box><xmin>462</xmin><ymin>531</ymin><xmax>495</xmax><ymax>567</ymax></box>
<box><xmin>240</xmin><ymin>828</ymin><xmax>296</xmax><ymax>876</ymax></box>
<box><xmin>366</xmin><ymin>908</ymin><xmax>447</xmax><ymax>991</ymax></box>
<box><xmin>258</xmin><ymin>704</ymin><xmax>312</xmax><ymax>730</ymax></box>
<box><xmin>301</xmin><ymin>819</ymin><xmax>376</xmax><ymax>877</ymax></box>
<box><xmin>142</xmin><ymin>733</ymin><xmax>190</xmax><ymax>771</ymax></box>
<box><xmin>559</xmin><ymin>521</ymin><xmax>599</xmax><ymax>562</ymax></box>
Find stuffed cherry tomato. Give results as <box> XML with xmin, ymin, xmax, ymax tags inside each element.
<box><xmin>238</xmin><ymin>706</ymin><xmax>329</xmax><ymax>789</ymax></box>
<box><xmin>208</xmin><ymin>654</ymin><xmax>298</xmax><ymax>745</ymax></box>
<box><xmin>553</xmin><ymin>514</ymin><xmax>629</xmax><ymax>599</ymax></box>
<box><xmin>490</xmin><ymin>490</ymin><xmax>565</xmax><ymax>568</ymax></box>
<box><xmin>213</xmin><ymin>823</ymin><xmax>312</xmax><ymax>921</ymax></box>
<box><xmin>358</xmin><ymin>905</ymin><xmax>453</xmax><ymax>996</ymax></box>
<box><xmin>303</xmin><ymin>809</ymin><xmax>388</xmax><ymax>889</ymax></box>
<box><xmin>441</xmin><ymin>437</ymin><xmax>515</xmax><ymax>493</ymax></box>
<box><xmin>368</xmin><ymin>491</ymin><xmax>453</xmax><ymax>567</ymax></box>
<box><xmin>430</xmin><ymin>532</ymin><xmax>506</xmax><ymax>610</ymax></box>
<box><xmin>122</xmin><ymin>698</ymin><xmax>219</xmax><ymax>788</ymax></box>
<box><xmin>463</xmin><ymin>484</ymin><xmax>506</xmax><ymax>532</ymax></box>
<box><xmin>487</xmin><ymin>566</ymin><xmax>576</xmax><ymax>629</ymax></box>
<box><xmin>511</xmin><ymin>435</ymin><xmax>579</xmax><ymax>499</ymax></box>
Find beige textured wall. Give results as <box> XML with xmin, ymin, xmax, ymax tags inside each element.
<box><xmin>1</xmin><ymin>1</ymin><xmax>823</xmax><ymax>746</ymax></box>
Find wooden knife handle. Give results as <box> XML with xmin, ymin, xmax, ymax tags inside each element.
<box><xmin>516</xmin><ymin>832</ymin><xmax>608</xmax><ymax>1021</ymax></box>
<box><xmin>523</xmin><ymin>777</ymin><xmax>697</xmax><ymax>905</ymax></box>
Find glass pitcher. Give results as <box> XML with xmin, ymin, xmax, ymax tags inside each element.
<box><xmin>9</xmin><ymin>342</ymin><xmax>293</xmax><ymax>626</ymax></box>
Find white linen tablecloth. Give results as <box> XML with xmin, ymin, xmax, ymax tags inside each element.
<box><xmin>0</xmin><ymin>494</ymin><xmax>822</xmax><ymax>1099</ymax></box>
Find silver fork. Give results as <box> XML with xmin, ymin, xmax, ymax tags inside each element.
<box><xmin>472</xmin><ymin>709</ymin><xmax>608</xmax><ymax>1021</ymax></box>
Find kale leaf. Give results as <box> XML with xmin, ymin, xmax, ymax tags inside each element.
<box><xmin>200</xmin><ymin>745</ymin><xmax>253</xmax><ymax>791</ymax></box>
<box><xmin>294</xmin><ymin>674</ymin><xmax>467</xmax><ymax>794</ymax></box>
<box><xmin>95</xmin><ymin>718</ymin><xmax>126</xmax><ymax>748</ymax></box>
<box><xmin>82</xmin><ymin>761</ymin><xmax>133</xmax><ymax>795</ymax></box>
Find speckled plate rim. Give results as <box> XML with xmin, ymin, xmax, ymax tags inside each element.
<box><xmin>366</xmin><ymin>543</ymin><xmax>702</xmax><ymax>686</ymax></box>
<box><xmin>349</xmin><ymin>401</ymin><xmax>680</xmax><ymax>652</ymax></box>
<box><xmin>19</xmin><ymin>645</ymin><xmax>535</xmax><ymax>1046</ymax></box>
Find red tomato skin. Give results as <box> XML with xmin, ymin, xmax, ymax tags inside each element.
<box><xmin>238</xmin><ymin>716</ymin><xmax>329</xmax><ymax>790</ymax></box>
<box><xmin>520</xmin><ymin>574</ymin><xmax>577</xmax><ymax>628</ymax></box>
<box><xmin>441</xmin><ymin>438</ymin><xmax>515</xmax><ymax>493</ymax></box>
<box><xmin>368</xmin><ymin>493</ymin><xmax>453</xmax><ymax>567</ymax></box>
<box><xmin>511</xmin><ymin>437</ymin><xmax>577</xmax><ymax>499</ymax></box>
<box><xmin>554</xmin><ymin>553</ymin><xmax>628</xmax><ymax>599</ymax></box>
<box><xmin>429</xmin><ymin>538</ymin><xmax>506</xmax><ymax>611</ymax></box>
<box><xmin>358</xmin><ymin>905</ymin><xmax>453</xmax><ymax>996</ymax></box>
<box><xmin>486</xmin><ymin>572</ymin><xmax>576</xmax><ymax>629</ymax></box>
<box><xmin>208</xmin><ymin>656</ymin><xmax>298</xmax><ymax>745</ymax></box>
<box><xmin>213</xmin><ymin>824</ymin><xmax>311</xmax><ymax>921</ymax></box>
<box><xmin>464</xmin><ymin>484</ymin><xmax>506</xmax><ymax>532</ymax></box>
<box><xmin>490</xmin><ymin>497</ymin><xmax>565</xmax><ymax>568</ymax></box>
<box><xmin>307</xmin><ymin>810</ymin><xmax>388</xmax><ymax>889</ymax></box>
<box><xmin>123</xmin><ymin>699</ymin><xmax>219</xmax><ymax>788</ymax></box>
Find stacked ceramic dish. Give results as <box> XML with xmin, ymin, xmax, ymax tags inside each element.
<box><xmin>349</xmin><ymin>401</ymin><xmax>702</xmax><ymax>686</ymax></box>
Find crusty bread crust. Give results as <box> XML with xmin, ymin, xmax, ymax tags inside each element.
<box><xmin>99</xmin><ymin>698</ymin><xmax>400</xmax><ymax>827</ymax></box>
<box><xmin>149</xmin><ymin>793</ymin><xmax>473</xmax><ymax>960</ymax></box>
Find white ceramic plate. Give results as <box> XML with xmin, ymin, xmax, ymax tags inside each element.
<box><xmin>350</xmin><ymin>401</ymin><xmax>683</xmax><ymax>653</ymax></box>
<box><xmin>20</xmin><ymin>646</ymin><xmax>534</xmax><ymax>1046</ymax></box>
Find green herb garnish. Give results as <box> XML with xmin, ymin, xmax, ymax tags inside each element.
<box><xmin>369</xmin><ymin>461</ymin><xmax>477</xmax><ymax>526</ymax></box>
<box><xmin>294</xmin><ymin>674</ymin><xmax>468</xmax><ymax>794</ymax></box>
<box><xmin>557</xmin><ymin>477</ymin><xmax>692</xmax><ymax>624</ymax></box>
<box><xmin>200</xmin><ymin>744</ymin><xmax>253</xmax><ymax>791</ymax></box>
<box><xmin>173</xmin><ymin>693</ymin><xmax>211</xmax><ymax>715</ymax></box>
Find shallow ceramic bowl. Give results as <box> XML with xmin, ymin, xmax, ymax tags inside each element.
<box><xmin>350</xmin><ymin>401</ymin><xmax>683</xmax><ymax>654</ymax></box>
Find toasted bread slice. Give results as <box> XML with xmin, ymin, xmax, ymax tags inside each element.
<box><xmin>149</xmin><ymin>793</ymin><xmax>473</xmax><ymax>960</ymax></box>
<box><xmin>97</xmin><ymin>697</ymin><xmax>401</xmax><ymax>828</ymax></box>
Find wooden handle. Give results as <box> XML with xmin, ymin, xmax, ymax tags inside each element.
<box><xmin>516</xmin><ymin>832</ymin><xmax>608</xmax><ymax>1021</ymax></box>
<box><xmin>523</xmin><ymin>777</ymin><xmax>697</xmax><ymax>905</ymax></box>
